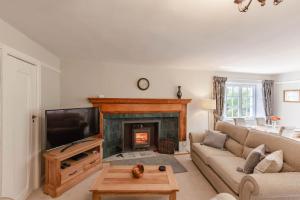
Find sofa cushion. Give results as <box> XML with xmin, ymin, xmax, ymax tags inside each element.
<box><xmin>254</xmin><ymin>150</ymin><xmax>283</xmax><ymax>173</ymax></box>
<box><xmin>210</xmin><ymin>193</ymin><xmax>236</xmax><ymax>200</ymax></box>
<box><xmin>208</xmin><ymin>156</ymin><xmax>246</xmax><ymax>193</ymax></box>
<box><xmin>281</xmin><ymin>163</ymin><xmax>296</xmax><ymax>172</ymax></box>
<box><xmin>202</xmin><ymin>130</ymin><xmax>227</xmax><ymax>150</ymax></box>
<box><xmin>244</xmin><ymin>130</ymin><xmax>300</xmax><ymax>172</ymax></box>
<box><xmin>239</xmin><ymin>144</ymin><xmax>265</xmax><ymax>174</ymax></box>
<box><xmin>242</xmin><ymin>146</ymin><xmax>254</xmax><ymax>159</ymax></box>
<box><xmin>225</xmin><ymin>138</ymin><xmax>244</xmax><ymax>157</ymax></box>
<box><xmin>215</xmin><ymin>121</ymin><xmax>249</xmax><ymax>145</ymax></box>
<box><xmin>192</xmin><ymin>143</ymin><xmax>235</xmax><ymax>165</ymax></box>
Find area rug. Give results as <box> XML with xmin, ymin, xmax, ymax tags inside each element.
<box><xmin>110</xmin><ymin>154</ymin><xmax>188</xmax><ymax>173</ymax></box>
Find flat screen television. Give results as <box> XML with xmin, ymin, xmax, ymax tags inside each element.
<box><xmin>46</xmin><ymin>107</ymin><xmax>99</xmax><ymax>150</ymax></box>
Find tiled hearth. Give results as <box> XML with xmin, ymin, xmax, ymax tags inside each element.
<box><xmin>103</xmin><ymin>113</ymin><xmax>179</xmax><ymax>158</ymax></box>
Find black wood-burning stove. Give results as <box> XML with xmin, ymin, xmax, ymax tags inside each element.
<box><xmin>132</xmin><ymin>127</ymin><xmax>151</xmax><ymax>150</ymax></box>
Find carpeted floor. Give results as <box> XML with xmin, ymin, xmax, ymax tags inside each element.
<box><xmin>110</xmin><ymin>154</ymin><xmax>187</xmax><ymax>173</ymax></box>
<box><xmin>27</xmin><ymin>154</ymin><xmax>217</xmax><ymax>200</ymax></box>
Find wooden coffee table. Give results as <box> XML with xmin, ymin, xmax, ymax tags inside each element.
<box><xmin>90</xmin><ymin>165</ymin><xmax>179</xmax><ymax>200</ymax></box>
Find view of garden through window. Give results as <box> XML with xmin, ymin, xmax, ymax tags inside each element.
<box><xmin>225</xmin><ymin>84</ymin><xmax>255</xmax><ymax>118</ymax></box>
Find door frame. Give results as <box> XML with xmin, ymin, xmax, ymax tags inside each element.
<box><xmin>0</xmin><ymin>43</ymin><xmax>42</xmax><ymax>199</ymax></box>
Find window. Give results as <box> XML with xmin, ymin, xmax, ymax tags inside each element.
<box><xmin>224</xmin><ymin>83</ymin><xmax>256</xmax><ymax>119</ymax></box>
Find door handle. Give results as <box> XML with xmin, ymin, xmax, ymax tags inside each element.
<box><xmin>32</xmin><ymin>115</ymin><xmax>37</xmax><ymax>122</ymax></box>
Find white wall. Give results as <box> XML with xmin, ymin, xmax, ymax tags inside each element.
<box><xmin>61</xmin><ymin>60</ymin><xmax>273</xmax><ymax>136</ymax></box>
<box><xmin>41</xmin><ymin>66</ymin><xmax>61</xmax><ymax>148</ymax></box>
<box><xmin>273</xmin><ymin>71</ymin><xmax>300</xmax><ymax>127</ymax></box>
<box><xmin>0</xmin><ymin>18</ymin><xmax>59</xmax><ymax>69</ymax></box>
<box><xmin>61</xmin><ymin>60</ymin><xmax>212</xmax><ymax>135</ymax></box>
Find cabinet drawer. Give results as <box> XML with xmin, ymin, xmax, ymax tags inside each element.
<box><xmin>83</xmin><ymin>158</ymin><xmax>100</xmax><ymax>171</ymax></box>
<box><xmin>61</xmin><ymin>167</ymin><xmax>83</xmax><ymax>184</ymax></box>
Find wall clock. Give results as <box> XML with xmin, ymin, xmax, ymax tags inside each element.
<box><xmin>137</xmin><ymin>78</ymin><xmax>150</xmax><ymax>91</ymax></box>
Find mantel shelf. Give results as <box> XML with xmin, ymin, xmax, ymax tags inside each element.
<box><xmin>88</xmin><ymin>98</ymin><xmax>192</xmax><ymax>105</ymax></box>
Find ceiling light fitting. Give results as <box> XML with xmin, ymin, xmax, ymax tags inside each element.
<box><xmin>234</xmin><ymin>0</ymin><xmax>283</xmax><ymax>12</ymax></box>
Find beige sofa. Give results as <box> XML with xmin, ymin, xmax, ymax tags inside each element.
<box><xmin>190</xmin><ymin>121</ymin><xmax>300</xmax><ymax>200</ymax></box>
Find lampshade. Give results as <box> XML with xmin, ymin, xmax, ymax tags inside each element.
<box><xmin>199</xmin><ymin>99</ymin><xmax>216</xmax><ymax>110</ymax></box>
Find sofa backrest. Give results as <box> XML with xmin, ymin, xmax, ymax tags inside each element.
<box><xmin>243</xmin><ymin>130</ymin><xmax>300</xmax><ymax>172</ymax></box>
<box><xmin>215</xmin><ymin>121</ymin><xmax>249</xmax><ymax>157</ymax></box>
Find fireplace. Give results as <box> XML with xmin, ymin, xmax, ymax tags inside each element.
<box><xmin>88</xmin><ymin>98</ymin><xmax>191</xmax><ymax>158</ymax></box>
<box><xmin>122</xmin><ymin>120</ymin><xmax>160</xmax><ymax>152</ymax></box>
<box><xmin>132</xmin><ymin>127</ymin><xmax>150</xmax><ymax>150</ymax></box>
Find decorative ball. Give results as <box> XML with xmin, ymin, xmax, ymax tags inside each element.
<box><xmin>136</xmin><ymin>164</ymin><xmax>144</xmax><ymax>173</ymax></box>
<box><xmin>132</xmin><ymin>164</ymin><xmax>144</xmax><ymax>178</ymax></box>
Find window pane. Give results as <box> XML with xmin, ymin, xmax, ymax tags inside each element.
<box><xmin>226</xmin><ymin>96</ymin><xmax>233</xmax><ymax>118</ymax></box>
<box><xmin>241</xmin><ymin>98</ymin><xmax>250</xmax><ymax>117</ymax></box>
<box><xmin>233</xmin><ymin>86</ymin><xmax>239</xmax><ymax>96</ymax></box>
<box><xmin>242</xmin><ymin>87</ymin><xmax>246</xmax><ymax>97</ymax></box>
<box><xmin>226</xmin><ymin>107</ymin><xmax>233</xmax><ymax>118</ymax></box>
<box><xmin>241</xmin><ymin>86</ymin><xmax>254</xmax><ymax>117</ymax></box>
<box><xmin>233</xmin><ymin>107</ymin><xmax>239</xmax><ymax>117</ymax></box>
<box><xmin>225</xmin><ymin>84</ymin><xmax>256</xmax><ymax>119</ymax></box>
<box><xmin>226</xmin><ymin>87</ymin><xmax>232</xmax><ymax>96</ymax></box>
<box><xmin>248</xmin><ymin>87</ymin><xmax>253</xmax><ymax>96</ymax></box>
<box><xmin>232</xmin><ymin>97</ymin><xmax>238</xmax><ymax>106</ymax></box>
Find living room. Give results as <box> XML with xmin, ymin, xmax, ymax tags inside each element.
<box><xmin>0</xmin><ymin>0</ymin><xmax>299</xmax><ymax>200</ymax></box>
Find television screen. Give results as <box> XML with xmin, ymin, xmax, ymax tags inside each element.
<box><xmin>46</xmin><ymin>107</ymin><xmax>99</xmax><ymax>150</ymax></box>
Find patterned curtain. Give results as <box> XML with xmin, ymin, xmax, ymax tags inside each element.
<box><xmin>213</xmin><ymin>76</ymin><xmax>227</xmax><ymax>128</ymax></box>
<box><xmin>262</xmin><ymin>80</ymin><xmax>274</xmax><ymax>124</ymax></box>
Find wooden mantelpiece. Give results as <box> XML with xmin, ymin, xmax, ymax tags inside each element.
<box><xmin>88</xmin><ymin>98</ymin><xmax>192</xmax><ymax>141</ymax></box>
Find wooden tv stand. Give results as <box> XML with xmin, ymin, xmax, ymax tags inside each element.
<box><xmin>43</xmin><ymin>137</ymin><xmax>103</xmax><ymax>197</ymax></box>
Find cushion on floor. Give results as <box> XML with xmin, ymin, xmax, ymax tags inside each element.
<box><xmin>208</xmin><ymin>156</ymin><xmax>246</xmax><ymax>193</ymax></box>
<box><xmin>192</xmin><ymin>143</ymin><xmax>235</xmax><ymax>165</ymax></box>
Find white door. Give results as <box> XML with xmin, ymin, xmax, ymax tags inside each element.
<box><xmin>1</xmin><ymin>50</ymin><xmax>40</xmax><ymax>200</ymax></box>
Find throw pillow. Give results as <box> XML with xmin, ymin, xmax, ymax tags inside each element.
<box><xmin>202</xmin><ymin>130</ymin><xmax>227</xmax><ymax>150</ymax></box>
<box><xmin>210</xmin><ymin>193</ymin><xmax>236</xmax><ymax>200</ymax></box>
<box><xmin>237</xmin><ymin>144</ymin><xmax>265</xmax><ymax>174</ymax></box>
<box><xmin>254</xmin><ymin>150</ymin><xmax>283</xmax><ymax>173</ymax></box>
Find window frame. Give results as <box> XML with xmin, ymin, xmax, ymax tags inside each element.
<box><xmin>224</xmin><ymin>83</ymin><xmax>257</xmax><ymax>120</ymax></box>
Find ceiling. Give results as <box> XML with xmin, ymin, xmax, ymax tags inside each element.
<box><xmin>0</xmin><ymin>0</ymin><xmax>299</xmax><ymax>74</ymax></box>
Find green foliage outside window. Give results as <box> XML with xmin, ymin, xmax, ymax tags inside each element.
<box><xmin>225</xmin><ymin>84</ymin><xmax>255</xmax><ymax>118</ymax></box>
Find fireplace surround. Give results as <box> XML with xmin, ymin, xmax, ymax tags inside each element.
<box><xmin>88</xmin><ymin>98</ymin><xmax>191</xmax><ymax>158</ymax></box>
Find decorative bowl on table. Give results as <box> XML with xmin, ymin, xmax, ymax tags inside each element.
<box><xmin>132</xmin><ymin>164</ymin><xmax>144</xmax><ymax>178</ymax></box>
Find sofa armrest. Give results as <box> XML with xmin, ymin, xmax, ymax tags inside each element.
<box><xmin>189</xmin><ymin>132</ymin><xmax>207</xmax><ymax>144</ymax></box>
<box><xmin>239</xmin><ymin>172</ymin><xmax>300</xmax><ymax>200</ymax></box>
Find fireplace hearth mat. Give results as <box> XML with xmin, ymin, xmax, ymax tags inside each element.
<box><xmin>103</xmin><ymin>150</ymin><xmax>157</xmax><ymax>162</ymax></box>
<box><xmin>109</xmin><ymin>154</ymin><xmax>187</xmax><ymax>173</ymax></box>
